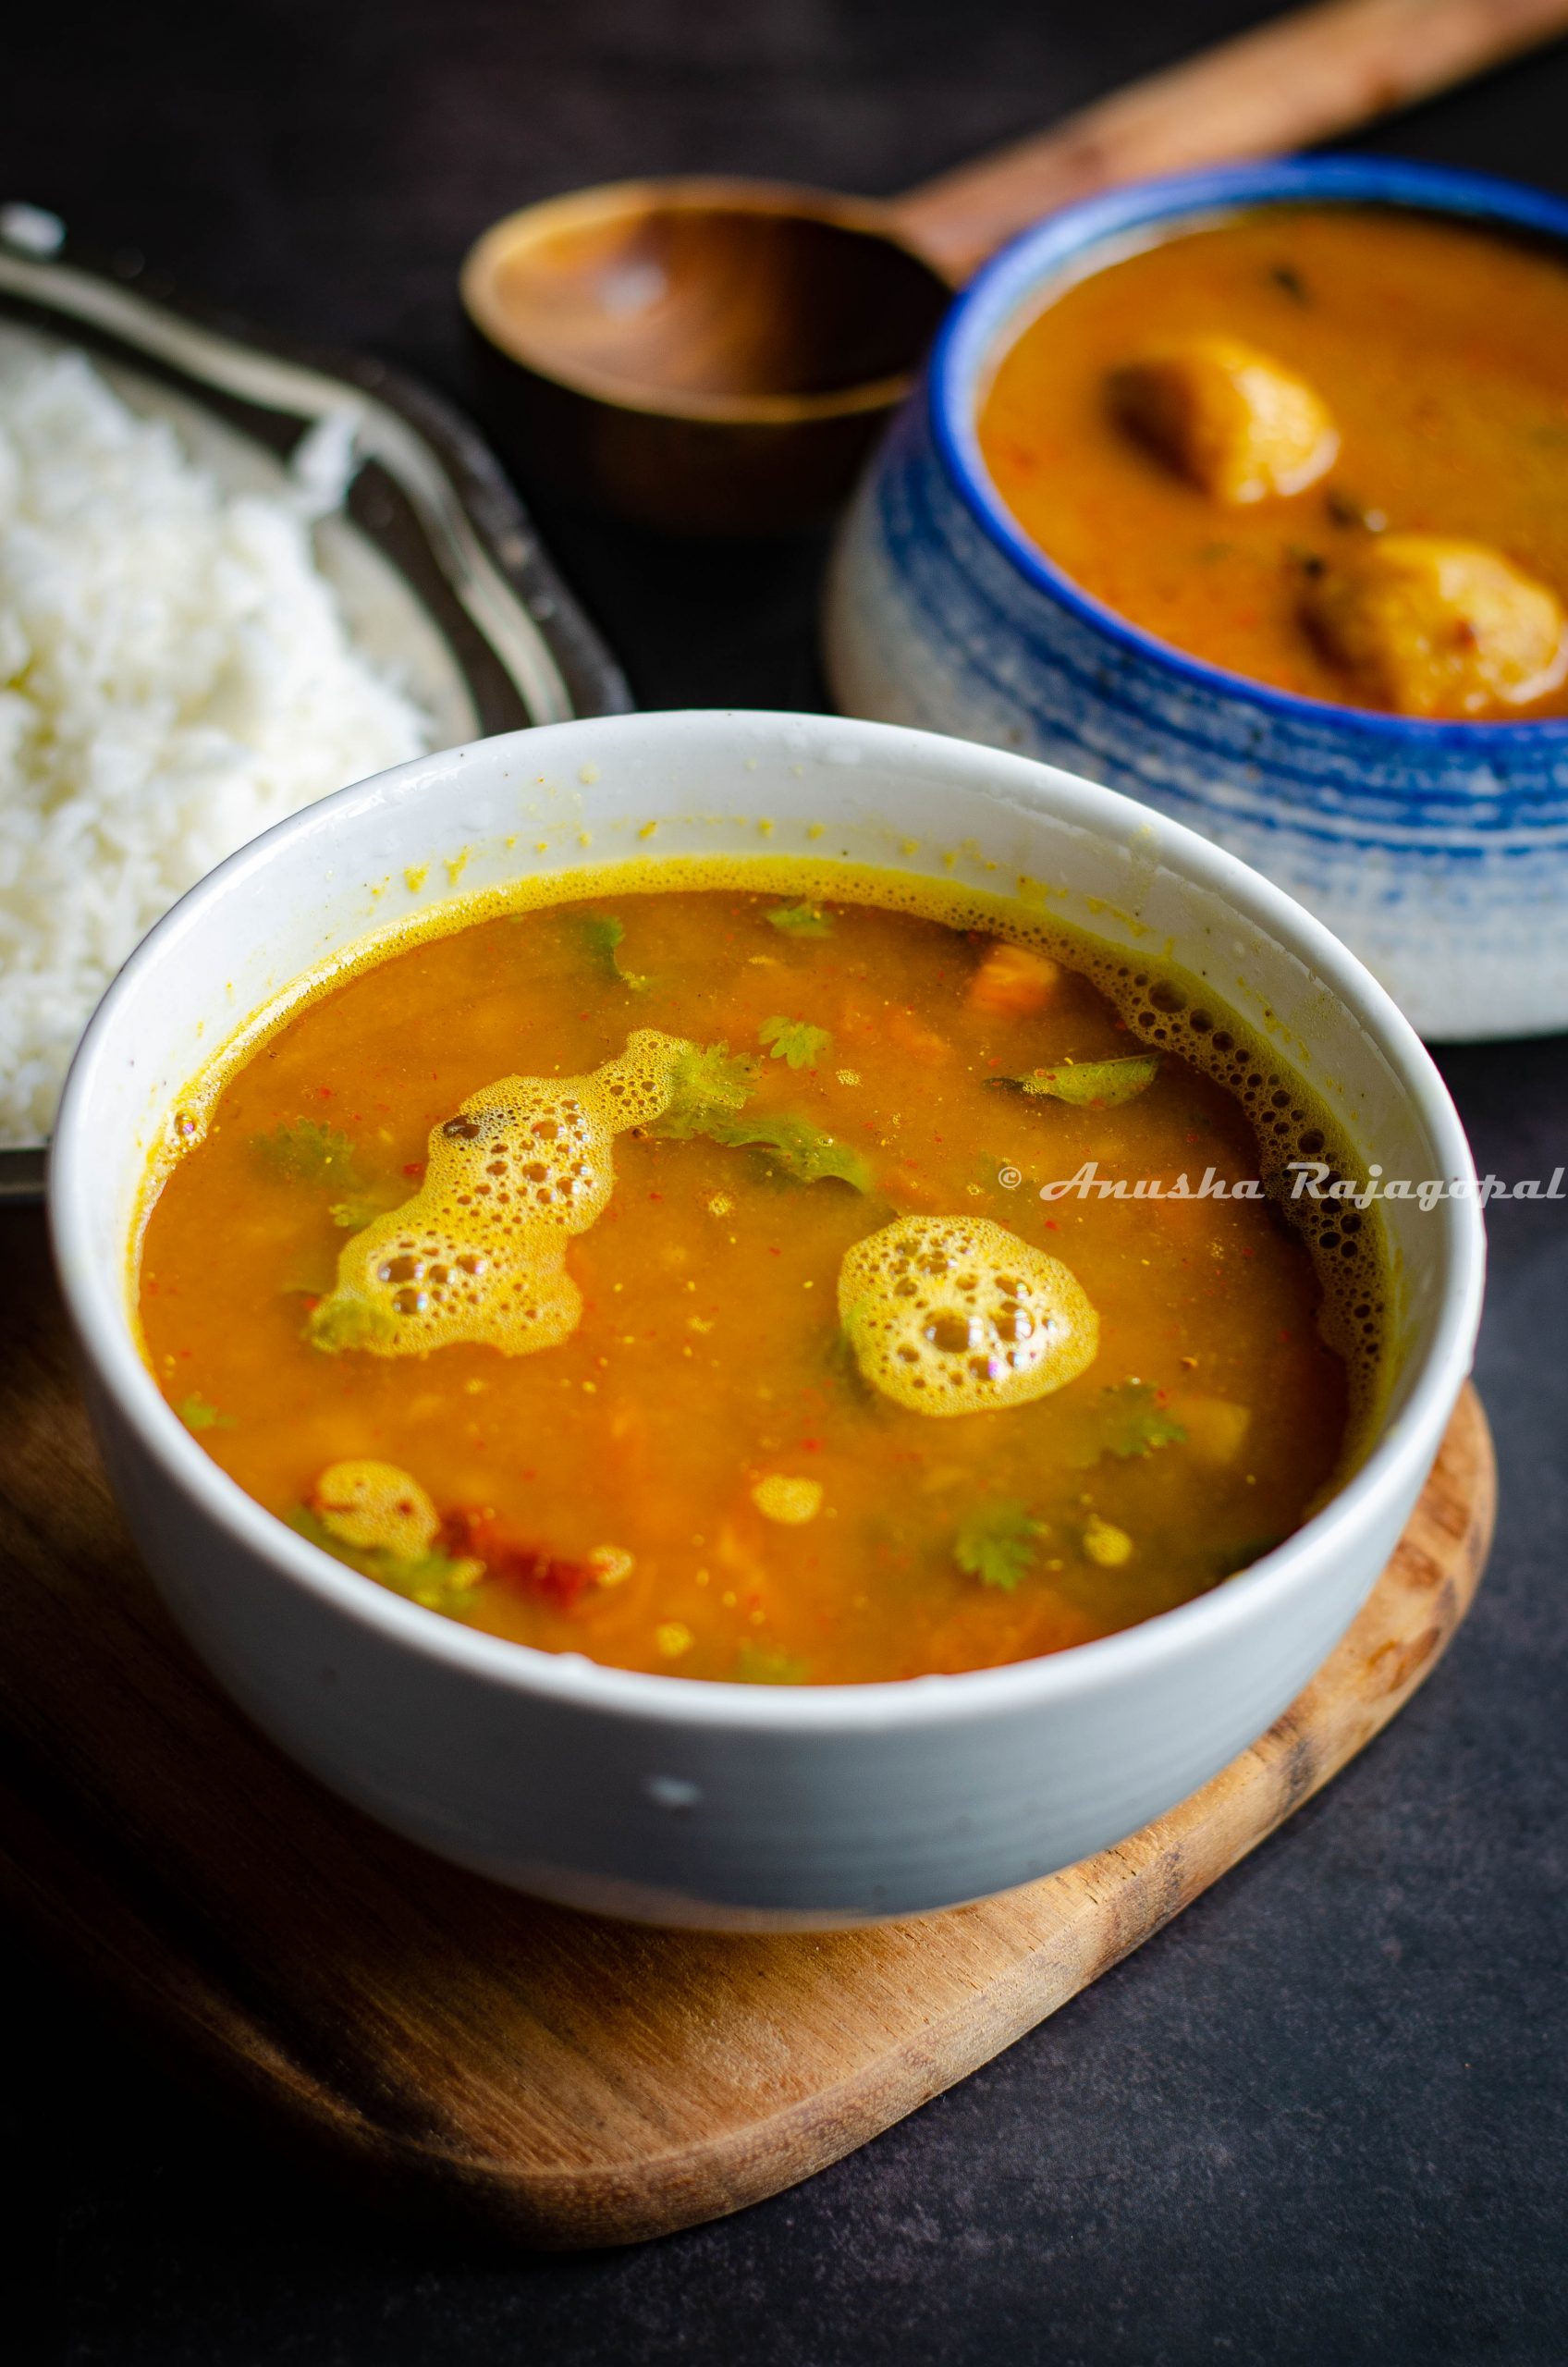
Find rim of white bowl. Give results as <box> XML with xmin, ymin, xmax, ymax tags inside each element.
<box><xmin>50</xmin><ymin>710</ymin><xmax>1486</xmax><ymax>1735</ymax></box>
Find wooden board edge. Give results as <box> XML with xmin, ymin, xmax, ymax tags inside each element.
<box><xmin>445</xmin><ymin>1384</ymin><xmax>1498</xmax><ymax>2246</ymax></box>
<box><xmin>0</xmin><ymin>1387</ymin><xmax>1495</xmax><ymax>2250</ymax></box>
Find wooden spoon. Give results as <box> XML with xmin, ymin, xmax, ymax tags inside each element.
<box><xmin>461</xmin><ymin>0</ymin><xmax>1568</xmax><ymax>532</ymax></box>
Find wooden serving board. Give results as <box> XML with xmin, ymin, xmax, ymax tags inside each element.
<box><xmin>0</xmin><ymin>1206</ymin><xmax>1493</xmax><ymax>2249</ymax></box>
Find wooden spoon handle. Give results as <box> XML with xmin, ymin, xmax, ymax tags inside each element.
<box><xmin>890</xmin><ymin>0</ymin><xmax>1568</xmax><ymax>276</ymax></box>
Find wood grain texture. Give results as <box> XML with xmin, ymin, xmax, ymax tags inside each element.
<box><xmin>0</xmin><ymin>1208</ymin><xmax>1492</xmax><ymax>2249</ymax></box>
<box><xmin>895</xmin><ymin>0</ymin><xmax>1568</xmax><ymax>271</ymax></box>
<box><xmin>460</xmin><ymin>183</ymin><xmax>953</xmax><ymax>533</ymax></box>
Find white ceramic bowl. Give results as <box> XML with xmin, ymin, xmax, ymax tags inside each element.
<box><xmin>50</xmin><ymin>710</ymin><xmax>1484</xmax><ymax>1929</ymax></box>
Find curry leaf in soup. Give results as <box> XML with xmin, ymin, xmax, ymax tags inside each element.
<box><xmin>643</xmin><ymin>1036</ymin><xmax>866</xmax><ymax>1187</ymax></box>
<box><xmin>176</xmin><ymin>1392</ymin><xmax>234</xmax><ymax>1432</ymax></box>
<box><xmin>759</xmin><ymin>1016</ymin><xmax>830</xmax><ymax>1071</ymax></box>
<box><xmin>1098</xmin><ymin>1380</ymin><xmax>1187</xmax><ymax>1459</ymax></box>
<box><xmin>251</xmin><ymin>1119</ymin><xmax>361</xmax><ymax>1186</ymax></box>
<box><xmin>644</xmin><ymin>1037</ymin><xmax>865</xmax><ymax>1187</ymax></box>
<box><xmin>287</xmin><ymin>1507</ymin><xmax>484</xmax><ymax>1618</ymax></box>
<box><xmin>954</xmin><ymin>1500</ymin><xmax>1041</xmax><ymax>1592</ymax></box>
<box><xmin>378</xmin><ymin>1549</ymin><xmax>486</xmax><ymax>1614</ymax></box>
<box><xmin>582</xmin><ymin>914</ymin><xmax>650</xmax><ymax>992</ymax></box>
<box><xmin>732</xmin><ymin>1642</ymin><xmax>812</xmax><ymax>1684</ymax></box>
<box><xmin>766</xmin><ymin>901</ymin><xmax>833</xmax><ymax>938</ymax></box>
<box><xmin>329</xmin><ymin>1193</ymin><xmax>396</xmax><ymax>1231</ymax></box>
<box><xmin>704</xmin><ymin>1110</ymin><xmax>871</xmax><ymax>1191</ymax></box>
<box><xmin>990</xmin><ymin>1053</ymin><xmax>1159</xmax><ymax>1109</ymax></box>
<box><xmin>305</xmin><ymin>1294</ymin><xmax>397</xmax><ymax>1354</ymax></box>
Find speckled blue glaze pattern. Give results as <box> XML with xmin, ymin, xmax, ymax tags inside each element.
<box><xmin>825</xmin><ymin>158</ymin><xmax>1568</xmax><ymax>1040</ymax></box>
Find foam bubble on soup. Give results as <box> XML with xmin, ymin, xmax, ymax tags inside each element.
<box><xmin>308</xmin><ymin>1029</ymin><xmax>688</xmax><ymax>1356</ymax></box>
<box><xmin>310</xmin><ymin>1460</ymin><xmax>441</xmax><ymax>1557</ymax></box>
<box><xmin>839</xmin><ymin>1213</ymin><xmax>1099</xmax><ymax>1417</ymax></box>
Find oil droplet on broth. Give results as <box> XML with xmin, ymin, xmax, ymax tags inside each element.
<box><xmin>309</xmin><ymin>1030</ymin><xmax>689</xmax><ymax>1356</ymax></box>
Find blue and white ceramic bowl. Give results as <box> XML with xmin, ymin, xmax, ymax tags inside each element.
<box><xmin>826</xmin><ymin>157</ymin><xmax>1568</xmax><ymax>1042</ymax></box>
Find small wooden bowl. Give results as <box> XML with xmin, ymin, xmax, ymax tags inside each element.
<box><xmin>460</xmin><ymin>178</ymin><xmax>952</xmax><ymax>534</ymax></box>
<box><xmin>458</xmin><ymin>2</ymin><xmax>1568</xmax><ymax>535</ymax></box>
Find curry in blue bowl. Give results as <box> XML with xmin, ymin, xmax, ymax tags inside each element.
<box><xmin>827</xmin><ymin>157</ymin><xmax>1568</xmax><ymax>1040</ymax></box>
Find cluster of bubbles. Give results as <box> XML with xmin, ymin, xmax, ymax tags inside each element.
<box><xmin>1096</xmin><ymin>966</ymin><xmax>1385</xmax><ymax>1371</ymax></box>
<box><xmin>309</xmin><ymin>1029</ymin><xmax>688</xmax><ymax>1357</ymax></box>
<box><xmin>838</xmin><ymin>1213</ymin><xmax>1099</xmax><ymax>1417</ymax></box>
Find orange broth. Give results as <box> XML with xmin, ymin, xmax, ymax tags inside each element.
<box><xmin>137</xmin><ymin>870</ymin><xmax>1374</xmax><ymax>1685</ymax></box>
<box><xmin>977</xmin><ymin>205</ymin><xmax>1568</xmax><ymax>716</ymax></box>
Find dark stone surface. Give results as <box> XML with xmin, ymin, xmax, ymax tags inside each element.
<box><xmin>5</xmin><ymin>4</ymin><xmax>1565</xmax><ymax>2359</ymax></box>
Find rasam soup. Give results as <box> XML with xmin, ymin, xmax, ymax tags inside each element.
<box><xmin>977</xmin><ymin>205</ymin><xmax>1568</xmax><ymax>720</ymax></box>
<box><xmin>137</xmin><ymin>867</ymin><xmax>1380</xmax><ymax>1686</ymax></box>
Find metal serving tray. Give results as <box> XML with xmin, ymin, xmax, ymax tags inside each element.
<box><xmin>0</xmin><ymin>203</ymin><xmax>631</xmax><ymax>1200</ymax></box>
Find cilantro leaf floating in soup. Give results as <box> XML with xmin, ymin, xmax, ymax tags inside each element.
<box><xmin>953</xmin><ymin>1500</ymin><xmax>1043</xmax><ymax>1592</ymax></box>
<box><xmin>643</xmin><ymin>1040</ymin><xmax>759</xmax><ymax>1136</ymax></box>
<box><xmin>252</xmin><ymin>1119</ymin><xmax>361</xmax><ymax>1187</ymax></box>
<box><xmin>139</xmin><ymin>874</ymin><xmax>1377</xmax><ymax>1684</ymax></box>
<box><xmin>697</xmin><ymin>1108</ymin><xmax>870</xmax><ymax>1191</ymax></box>
<box><xmin>580</xmin><ymin>914</ymin><xmax>651</xmax><ymax>992</ymax></box>
<box><xmin>643</xmin><ymin>1038</ymin><xmax>869</xmax><ymax>1188</ymax></box>
<box><xmin>758</xmin><ymin>1015</ymin><xmax>831</xmax><ymax>1071</ymax></box>
<box><xmin>176</xmin><ymin>1391</ymin><xmax>234</xmax><ymax>1433</ymax></box>
<box><xmin>294</xmin><ymin>1461</ymin><xmax>485</xmax><ymax>1615</ymax></box>
<box><xmin>1090</xmin><ymin>1379</ymin><xmax>1188</xmax><ymax>1461</ymax></box>
<box><xmin>766</xmin><ymin>901</ymin><xmax>833</xmax><ymax>938</ymax></box>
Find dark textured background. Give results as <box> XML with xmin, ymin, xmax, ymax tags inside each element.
<box><xmin>6</xmin><ymin>4</ymin><xmax>1567</xmax><ymax>2361</ymax></box>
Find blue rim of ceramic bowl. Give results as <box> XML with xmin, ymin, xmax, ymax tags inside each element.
<box><xmin>928</xmin><ymin>154</ymin><xmax>1568</xmax><ymax>750</ymax></box>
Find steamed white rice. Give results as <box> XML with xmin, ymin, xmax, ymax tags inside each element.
<box><xmin>0</xmin><ymin>347</ymin><xmax>431</xmax><ymax>1145</ymax></box>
